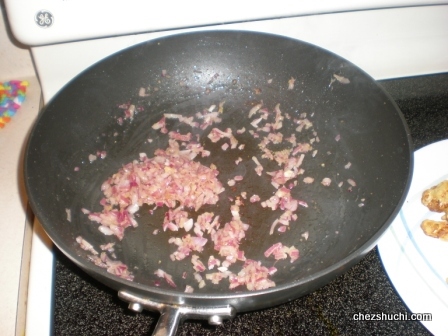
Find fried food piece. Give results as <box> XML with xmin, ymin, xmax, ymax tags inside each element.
<box><xmin>421</xmin><ymin>219</ymin><xmax>448</xmax><ymax>241</ymax></box>
<box><xmin>421</xmin><ymin>180</ymin><xmax>448</xmax><ymax>218</ymax></box>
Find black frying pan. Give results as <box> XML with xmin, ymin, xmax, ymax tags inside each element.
<box><xmin>25</xmin><ymin>31</ymin><xmax>412</xmax><ymax>335</ymax></box>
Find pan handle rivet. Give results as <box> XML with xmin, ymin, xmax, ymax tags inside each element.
<box><xmin>128</xmin><ymin>302</ymin><xmax>143</xmax><ymax>312</ymax></box>
<box><xmin>208</xmin><ymin>315</ymin><xmax>223</xmax><ymax>326</ymax></box>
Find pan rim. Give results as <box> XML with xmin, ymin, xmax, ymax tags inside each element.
<box><xmin>24</xmin><ymin>29</ymin><xmax>414</xmax><ymax>308</ymax></box>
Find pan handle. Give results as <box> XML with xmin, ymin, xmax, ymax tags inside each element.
<box><xmin>118</xmin><ymin>290</ymin><xmax>236</xmax><ymax>336</ymax></box>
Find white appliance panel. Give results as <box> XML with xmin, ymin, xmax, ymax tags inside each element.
<box><xmin>5</xmin><ymin>0</ymin><xmax>448</xmax><ymax>45</ymax></box>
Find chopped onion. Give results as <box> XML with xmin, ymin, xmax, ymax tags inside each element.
<box><xmin>248</xmin><ymin>103</ymin><xmax>262</xmax><ymax>118</ymax></box>
<box><xmin>76</xmin><ymin>236</ymin><xmax>98</xmax><ymax>255</ymax></box>
<box><xmin>85</xmin><ymin>141</ymin><xmax>224</xmax><ymax>239</ymax></box>
<box><xmin>250</xmin><ymin>117</ymin><xmax>263</xmax><ymax>128</ymax></box>
<box><xmin>303</xmin><ymin>177</ymin><xmax>314</xmax><ymax>184</ymax></box>
<box><xmin>321</xmin><ymin>177</ymin><xmax>332</xmax><ymax>186</ymax></box>
<box><xmin>333</xmin><ymin>74</ymin><xmax>350</xmax><ymax>84</ymax></box>
<box><xmin>65</xmin><ymin>208</ymin><xmax>71</xmax><ymax>222</ymax></box>
<box><xmin>264</xmin><ymin>242</ymin><xmax>299</xmax><ymax>263</ymax></box>
<box><xmin>287</xmin><ymin>77</ymin><xmax>296</xmax><ymax>90</ymax></box>
<box><xmin>139</xmin><ymin>87</ymin><xmax>149</xmax><ymax>97</ymax></box>
<box><xmin>191</xmin><ymin>255</ymin><xmax>206</xmax><ymax>272</ymax></box>
<box><xmin>277</xmin><ymin>226</ymin><xmax>287</xmax><ymax>233</ymax></box>
<box><xmin>184</xmin><ymin>218</ymin><xmax>194</xmax><ymax>232</ymax></box>
<box><xmin>252</xmin><ymin>156</ymin><xmax>263</xmax><ymax>176</ymax></box>
<box><xmin>80</xmin><ymin>89</ymin><xmax>362</xmax><ymax>292</ymax></box>
<box><xmin>229</xmin><ymin>260</ymin><xmax>275</xmax><ymax>291</ymax></box>
<box><xmin>154</xmin><ymin>269</ymin><xmax>176</xmax><ymax>287</ymax></box>
<box><xmin>347</xmin><ymin>178</ymin><xmax>357</xmax><ymax>187</ymax></box>
<box><xmin>208</xmin><ymin>255</ymin><xmax>221</xmax><ymax>270</ymax></box>
<box><xmin>88</xmin><ymin>154</ymin><xmax>97</xmax><ymax>163</ymax></box>
<box><xmin>127</xmin><ymin>203</ymin><xmax>139</xmax><ymax>215</ymax></box>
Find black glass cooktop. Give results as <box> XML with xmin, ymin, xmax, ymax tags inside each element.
<box><xmin>53</xmin><ymin>73</ymin><xmax>448</xmax><ymax>336</ymax></box>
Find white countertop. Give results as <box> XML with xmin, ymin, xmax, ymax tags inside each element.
<box><xmin>0</xmin><ymin>7</ymin><xmax>41</xmax><ymax>336</ymax></box>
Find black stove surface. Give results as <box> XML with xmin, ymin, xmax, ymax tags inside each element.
<box><xmin>53</xmin><ymin>73</ymin><xmax>448</xmax><ymax>336</ymax></box>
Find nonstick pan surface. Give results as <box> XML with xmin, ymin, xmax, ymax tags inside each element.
<box><xmin>24</xmin><ymin>30</ymin><xmax>412</xmax><ymax>332</ymax></box>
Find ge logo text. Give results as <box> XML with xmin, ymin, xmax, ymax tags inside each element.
<box><xmin>35</xmin><ymin>10</ymin><xmax>54</xmax><ymax>28</ymax></box>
